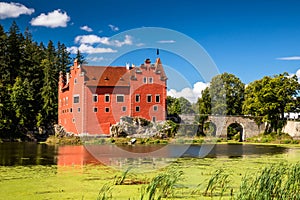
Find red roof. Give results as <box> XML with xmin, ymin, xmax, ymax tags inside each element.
<box><xmin>82</xmin><ymin>66</ymin><xmax>130</xmax><ymax>87</ymax></box>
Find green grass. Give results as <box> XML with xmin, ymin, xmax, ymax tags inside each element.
<box><xmin>1</xmin><ymin>147</ymin><xmax>300</xmax><ymax>199</ymax></box>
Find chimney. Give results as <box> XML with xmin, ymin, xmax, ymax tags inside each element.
<box><xmin>66</xmin><ymin>72</ymin><xmax>70</xmax><ymax>84</ymax></box>
<box><xmin>126</xmin><ymin>62</ymin><xmax>130</xmax><ymax>70</ymax></box>
<box><xmin>74</xmin><ymin>58</ymin><xmax>79</xmax><ymax>68</ymax></box>
<box><xmin>145</xmin><ymin>58</ymin><xmax>151</xmax><ymax>64</ymax></box>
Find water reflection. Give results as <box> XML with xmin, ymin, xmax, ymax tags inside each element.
<box><xmin>0</xmin><ymin>143</ymin><xmax>290</xmax><ymax>167</ymax></box>
<box><xmin>0</xmin><ymin>142</ymin><xmax>57</xmax><ymax>166</ymax></box>
<box><xmin>57</xmin><ymin>145</ymin><xmax>101</xmax><ymax>166</ymax></box>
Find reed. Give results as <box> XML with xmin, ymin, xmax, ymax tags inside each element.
<box><xmin>237</xmin><ymin>162</ymin><xmax>300</xmax><ymax>200</ymax></box>
<box><xmin>97</xmin><ymin>184</ymin><xmax>113</xmax><ymax>200</ymax></box>
<box><xmin>202</xmin><ymin>169</ymin><xmax>231</xmax><ymax>198</ymax></box>
<box><xmin>140</xmin><ymin>168</ymin><xmax>183</xmax><ymax>200</ymax></box>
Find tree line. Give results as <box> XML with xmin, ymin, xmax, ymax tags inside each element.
<box><xmin>0</xmin><ymin>22</ymin><xmax>84</xmax><ymax>141</ymax></box>
<box><xmin>168</xmin><ymin>72</ymin><xmax>300</xmax><ymax>135</ymax></box>
<box><xmin>1</xmin><ymin>22</ymin><xmax>299</xmax><ymax>140</ymax></box>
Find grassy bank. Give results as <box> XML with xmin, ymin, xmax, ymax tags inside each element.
<box><xmin>1</xmin><ymin>147</ymin><xmax>300</xmax><ymax>199</ymax></box>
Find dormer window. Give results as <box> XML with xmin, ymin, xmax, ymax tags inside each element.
<box><xmin>148</xmin><ymin>77</ymin><xmax>153</xmax><ymax>84</ymax></box>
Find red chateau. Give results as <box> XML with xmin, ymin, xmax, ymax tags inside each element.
<box><xmin>58</xmin><ymin>58</ymin><xmax>167</xmax><ymax>136</ymax></box>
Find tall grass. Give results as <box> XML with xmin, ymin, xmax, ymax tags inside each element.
<box><xmin>140</xmin><ymin>168</ymin><xmax>183</xmax><ymax>200</ymax></box>
<box><xmin>97</xmin><ymin>184</ymin><xmax>113</xmax><ymax>200</ymax></box>
<box><xmin>237</xmin><ymin>162</ymin><xmax>300</xmax><ymax>200</ymax></box>
<box><xmin>201</xmin><ymin>169</ymin><xmax>231</xmax><ymax>199</ymax></box>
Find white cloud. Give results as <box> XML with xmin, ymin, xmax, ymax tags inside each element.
<box><xmin>111</xmin><ymin>35</ymin><xmax>132</xmax><ymax>47</ymax></box>
<box><xmin>75</xmin><ymin>34</ymin><xmax>108</xmax><ymax>45</ymax></box>
<box><xmin>296</xmin><ymin>69</ymin><xmax>300</xmax><ymax>78</ymax></box>
<box><xmin>157</xmin><ymin>40</ymin><xmax>176</xmax><ymax>44</ymax></box>
<box><xmin>0</xmin><ymin>2</ymin><xmax>34</xmax><ymax>19</ymax></box>
<box><xmin>167</xmin><ymin>82</ymin><xmax>209</xmax><ymax>103</ymax></box>
<box><xmin>30</xmin><ymin>9</ymin><xmax>70</xmax><ymax>28</ymax></box>
<box><xmin>276</xmin><ymin>56</ymin><xmax>300</xmax><ymax>61</ymax></box>
<box><xmin>67</xmin><ymin>44</ymin><xmax>117</xmax><ymax>54</ymax></box>
<box><xmin>80</xmin><ymin>25</ymin><xmax>93</xmax><ymax>32</ymax></box>
<box><xmin>136</xmin><ymin>43</ymin><xmax>145</xmax><ymax>47</ymax></box>
<box><xmin>87</xmin><ymin>56</ymin><xmax>105</xmax><ymax>62</ymax></box>
<box><xmin>74</xmin><ymin>34</ymin><xmax>133</xmax><ymax>47</ymax></box>
<box><xmin>108</xmin><ymin>24</ymin><xmax>119</xmax><ymax>31</ymax></box>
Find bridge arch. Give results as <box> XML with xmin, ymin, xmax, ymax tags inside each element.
<box><xmin>179</xmin><ymin>115</ymin><xmax>265</xmax><ymax>140</ymax></box>
<box><xmin>227</xmin><ymin>122</ymin><xmax>244</xmax><ymax>141</ymax></box>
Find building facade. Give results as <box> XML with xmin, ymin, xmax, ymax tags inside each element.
<box><xmin>58</xmin><ymin>58</ymin><xmax>167</xmax><ymax>136</ymax></box>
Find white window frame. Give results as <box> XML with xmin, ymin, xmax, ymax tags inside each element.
<box><xmin>105</xmin><ymin>107</ymin><xmax>110</xmax><ymax>113</ymax></box>
<box><xmin>135</xmin><ymin>94</ymin><xmax>140</xmax><ymax>102</ymax></box>
<box><xmin>92</xmin><ymin>94</ymin><xmax>98</xmax><ymax>102</ymax></box>
<box><xmin>73</xmin><ymin>95</ymin><xmax>80</xmax><ymax>104</ymax></box>
<box><xmin>153</xmin><ymin>105</ymin><xmax>158</xmax><ymax>112</ymax></box>
<box><xmin>122</xmin><ymin>106</ymin><xmax>126</xmax><ymax>112</ymax></box>
<box><xmin>116</xmin><ymin>94</ymin><xmax>124</xmax><ymax>103</ymax></box>
<box><xmin>147</xmin><ymin>94</ymin><xmax>152</xmax><ymax>103</ymax></box>
<box><xmin>148</xmin><ymin>77</ymin><xmax>153</xmax><ymax>84</ymax></box>
<box><xmin>155</xmin><ymin>94</ymin><xmax>160</xmax><ymax>103</ymax></box>
<box><xmin>143</xmin><ymin>77</ymin><xmax>147</xmax><ymax>84</ymax></box>
<box><xmin>105</xmin><ymin>94</ymin><xmax>110</xmax><ymax>102</ymax></box>
<box><xmin>93</xmin><ymin>107</ymin><xmax>98</xmax><ymax>112</ymax></box>
<box><xmin>135</xmin><ymin>106</ymin><xmax>140</xmax><ymax>112</ymax></box>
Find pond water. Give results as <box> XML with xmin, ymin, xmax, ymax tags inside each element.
<box><xmin>0</xmin><ymin>142</ymin><xmax>289</xmax><ymax>166</ymax></box>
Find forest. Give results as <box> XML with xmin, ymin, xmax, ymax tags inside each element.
<box><xmin>1</xmin><ymin>22</ymin><xmax>300</xmax><ymax>141</ymax></box>
<box><xmin>0</xmin><ymin>22</ymin><xmax>85</xmax><ymax>141</ymax></box>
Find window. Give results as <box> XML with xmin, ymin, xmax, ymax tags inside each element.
<box><xmin>93</xmin><ymin>94</ymin><xmax>98</xmax><ymax>102</ymax></box>
<box><xmin>78</xmin><ymin>107</ymin><xmax>81</xmax><ymax>112</ymax></box>
<box><xmin>148</xmin><ymin>77</ymin><xmax>153</xmax><ymax>84</ymax></box>
<box><xmin>74</xmin><ymin>78</ymin><xmax>77</xmax><ymax>84</ymax></box>
<box><xmin>122</xmin><ymin>106</ymin><xmax>126</xmax><ymax>112</ymax></box>
<box><xmin>135</xmin><ymin>106</ymin><xmax>140</xmax><ymax>112</ymax></box>
<box><xmin>105</xmin><ymin>107</ymin><xmax>110</xmax><ymax>112</ymax></box>
<box><xmin>152</xmin><ymin>116</ymin><xmax>156</xmax><ymax>122</ymax></box>
<box><xmin>143</xmin><ymin>77</ymin><xmax>147</xmax><ymax>83</ymax></box>
<box><xmin>153</xmin><ymin>105</ymin><xmax>158</xmax><ymax>112</ymax></box>
<box><xmin>70</xmin><ymin>108</ymin><xmax>72</xmax><ymax>113</ymax></box>
<box><xmin>72</xmin><ymin>118</ymin><xmax>75</xmax><ymax>123</ymax></box>
<box><xmin>116</xmin><ymin>95</ymin><xmax>124</xmax><ymax>103</ymax></box>
<box><xmin>147</xmin><ymin>94</ymin><xmax>152</xmax><ymax>103</ymax></box>
<box><xmin>105</xmin><ymin>94</ymin><xmax>110</xmax><ymax>102</ymax></box>
<box><xmin>135</xmin><ymin>94</ymin><xmax>140</xmax><ymax>102</ymax></box>
<box><xmin>155</xmin><ymin>95</ymin><xmax>160</xmax><ymax>103</ymax></box>
<box><xmin>93</xmin><ymin>107</ymin><xmax>98</xmax><ymax>112</ymax></box>
<box><xmin>73</xmin><ymin>95</ymin><xmax>79</xmax><ymax>103</ymax></box>
<box><xmin>66</xmin><ymin>97</ymin><xmax>68</xmax><ymax>105</ymax></box>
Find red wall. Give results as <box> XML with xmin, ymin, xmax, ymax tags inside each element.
<box><xmin>58</xmin><ymin>60</ymin><xmax>167</xmax><ymax>136</ymax></box>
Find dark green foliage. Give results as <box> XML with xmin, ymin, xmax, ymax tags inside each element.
<box><xmin>209</xmin><ymin>73</ymin><xmax>245</xmax><ymax>115</ymax></box>
<box><xmin>167</xmin><ymin>96</ymin><xmax>194</xmax><ymax>115</ymax></box>
<box><xmin>75</xmin><ymin>49</ymin><xmax>86</xmax><ymax>65</ymax></box>
<box><xmin>243</xmin><ymin>73</ymin><xmax>300</xmax><ymax>133</ymax></box>
<box><xmin>0</xmin><ymin>22</ymin><xmax>73</xmax><ymax>140</ymax></box>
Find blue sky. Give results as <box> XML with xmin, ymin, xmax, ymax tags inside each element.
<box><xmin>1</xmin><ymin>0</ymin><xmax>300</xmax><ymax>102</ymax></box>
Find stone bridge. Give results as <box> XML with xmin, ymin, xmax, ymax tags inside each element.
<box><xmin>180</xmin><ymin>115</ymin><xmax>265</xmax><ymax>141</ymax></box>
